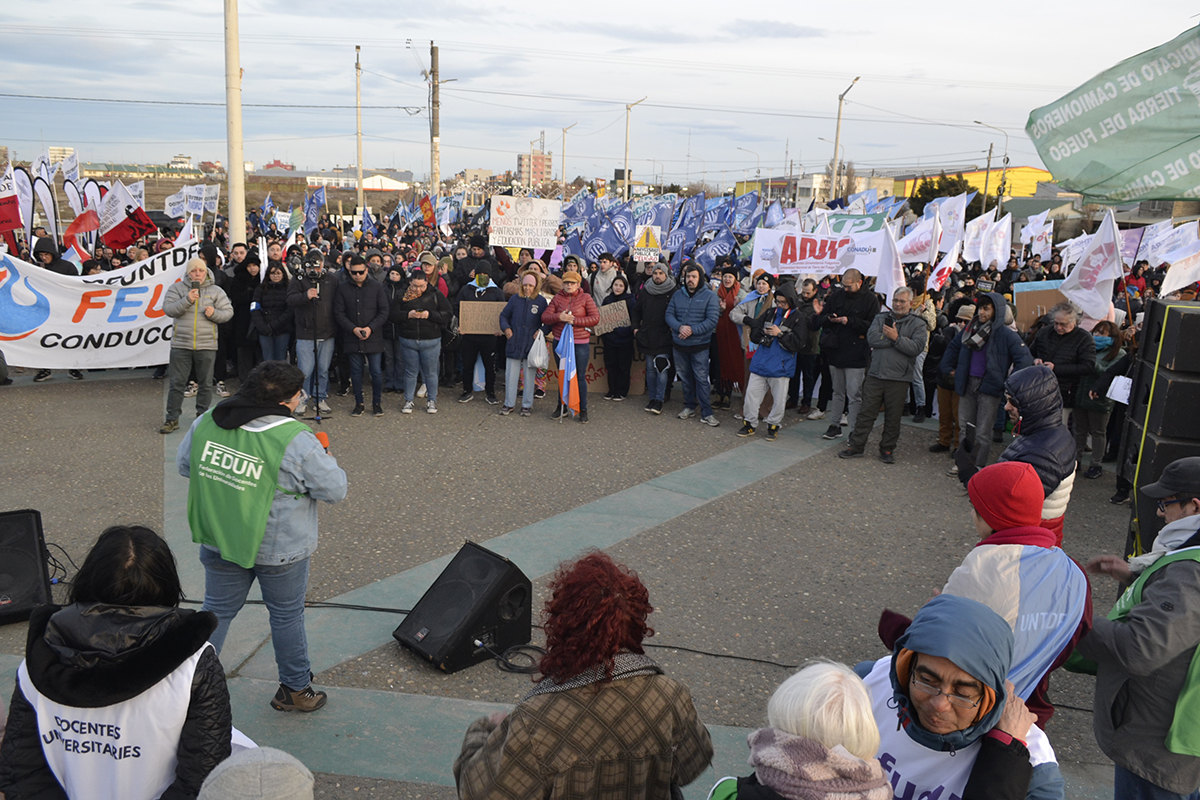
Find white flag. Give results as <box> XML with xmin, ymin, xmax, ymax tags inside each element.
<box><xmin>1160</xmin><ymin>240</ymin><xmax>1200</xmax><ymax>297</ymax></box>
<box><xmin>895</xmin><ymin>216</ymin><xmax>938</xmax><ymax>263</ymax></box>
<box><xmin>926</xmin><ymin>207</ymin><xmax>943</xmax><ymax>265</ymax></box>
<box><xmin>1145</xmin><ymin>222</ymin><xmax>1198</xmax><ymax>267</ymax></box>
<box><xmin>876</xmin><ymin>226</ymin><xmax>907</xmax><ymax>306</ymax></box>
<box><xmin>184</xmin><ymin>185</ymin><xmax>205</xmax><ymax>216</ymax></box>
<box><xmin>62</xmin><ymin>152</ymin><xmax>79</xmax><ymax>183</ymax></box>
<box><xmin>164</xmin><ymin>190</ymin><xmax>186</xmax><ymax>218</ymax></box>
<box><xmin>1060</xmin><ymin>210</ymin><xmax>1122</xmax><ymax>319</ymax></box>
<box><xmin>174</xmin><ymin>217</ymin><xmax>195</xmax><ymax>246</ymax></box>
<box><xmin>1029</xmin><ymin>222</ymin><xmax>1054</xmax><ymax>261</ymax></box>
<box><xmin>928</xmin><ymin>239</ymin><xmax>961</xmax><ymax>292</ymax></box>
<box><xmin>127</xmin><ymin>181</ymin><xmax>145</xmax><ymax>210</ymax></box>
<box><xmin>1059</xmin><ymin>233</ymin><xmax>1091</xmax><ymax>268</ymax></box>
<box><xmin>1020</xmin><ymin>209</ymin><xmax>1050</xmax><ymax>244</ymax></box>
<box><xmin>938</xmin><ymin>193</ymin><xmax>968</xmax><ymax>251</ymax></box>
<box><xmin>979</xmin><ymin>213</ymin><xmax>1012</xmax><ymax>270</ymax></box>
<box><xmin>962</xmin><ymin>208</ymin><xmax>996</xmax><ymax>263</ymax></box>
<box><xmin>0</xmin><ymin>162</ymin><xmax>13</xmax><ymax>195</ymax></box>
<box><xmin>203</xmin><ymin>184</ymin><xmax>220</xmax><ymax>214</ymax></box>
<box><xmin>33</xmin><ymin>151</ymin><xmax>50</xmax><ymax>181</ymax></box>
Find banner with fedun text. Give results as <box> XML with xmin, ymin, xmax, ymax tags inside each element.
<box><xmin>0</xmin><ymin>243</ymin><xmax>200</xmax><ymax>369</ymax></box>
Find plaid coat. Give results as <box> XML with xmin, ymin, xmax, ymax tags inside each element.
<box><xmin>453</xmin><ymin>666</ymin><xmax>712</xmax><ymax>800</ymax></box>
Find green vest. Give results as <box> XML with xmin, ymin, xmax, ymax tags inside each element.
<box><xmin>188</xmin><ymin>412</ymin><xmax>307</xmax><ymax>568</ymax></box>
<box><xmin>1067</xmin><ymin>546</ymin><xmax>1200</xmax><ymax>756</ymax></box>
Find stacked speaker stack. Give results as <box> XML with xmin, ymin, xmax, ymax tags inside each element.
<box><xmin>0</xmin><ymin>510</ymin><xmax>53</xmax><ymax>626</ymax></box>
<box><xmin>1119</xmin><ymin>299</ymin><xmax>1200</xmax><ymax>556</ymax></box>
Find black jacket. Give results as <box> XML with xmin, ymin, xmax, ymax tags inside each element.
<box><xmin>1029</xmin><ymin>323</ymin><xmax>1096</xmax><ymax>407</ymax></box>
<box><xmin>285</xmin><ymin>269</ymin><xmax>340</xmax><ymax>340</ymax></box>
<box><xmin>390</xmin><ymin>285</ymin><xmax>452</xmax><ymax>341</ymax></box>
<box><xmin>999</xmin><ymin>365</ymin><xmax>1077</xmax><ymax>496</ymax></box>
<box><xmin>225</xmin><ymin>261</ymin><xmax>261</xmax><ymax>344</ymax></box>
<box><xmin>630</xmin><ymin>280</ymin><xmax>677</xmax><ymax>356</ymax></box>
<box><xmin>0</xmin><ymin>604</ymin><xmax>231</xmax><ymax>800</ymax></box>
<box><xmin>454</xmin><ymin>254</ymin><xmax>503</xmax><ymax>288</ymax></box>
<box><xmin>813</xmin><ymin>286</ymin><xmax>879</xmax><ymax>369</ymax></box>
<box><xmin>334</xmin><ymin>277</ymin><xmax>389</xmax><ymax>354</ymax></box>
<box><xmin>32</xmin><ymin>238</ymin><xmax>78</xmax><ymax>277</ymax></box>
<box><xmin>251</xmin><ymin>279</ymin><xmax>294</xmax><ymax>337</ymax></box>
<box><xmin>381</xmin><ymin>276</ymin><xmax>409</xmax><ymax>340</ymax></box>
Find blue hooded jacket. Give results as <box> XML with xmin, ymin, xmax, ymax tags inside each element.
<box><xmin>940</xmin><ymin>292</ymin><xmax>1033</xmax><ymax>397</ymax></box>
<box><xmin>1000</xmin><ymin>365</ymin><xmax>1077</xmax><ymax>498</ymax></box>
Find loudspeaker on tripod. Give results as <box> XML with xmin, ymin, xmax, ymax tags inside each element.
<box><xmin>393</xmin><ymin>541</ymin><xmax>532</xmax><ymax>674</ymax></box>
<box><xmin>0</xmin><ymin>509</ymin><xmax>53</xmax><ymax>626</ymax></box>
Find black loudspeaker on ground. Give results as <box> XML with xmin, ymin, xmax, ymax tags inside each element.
<box><xmin>1120</xmin><ymin>300</ymin><xmax>1200</xmax><ymax>555</ymax></box>
<box><xmin>393</xmin><ymin>541</ymin><xmax>532</xmax><ymax>674</ymax></box>
<box><xmin>0</xmin><ymin>509</ymin><xmax>53</xmax><ymax>626</ymax></box>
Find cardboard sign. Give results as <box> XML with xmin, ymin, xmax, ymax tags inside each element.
<box><xmin>592</xmin><ymin>301</ymin><xmax>631</xmax><ymax>336</ymax></box>
<box><xmin>1012</xmin><ymin>281</ymin><xmax>1067</xmax><ymax>332</ymax></box>
<box><xmin>458</xmin><ymin>301</ymin><xmax>504</xmax><ymax>335</ymax></box>
<box><xmin>543</xmin><ymin>341</ymin><xmax>647</xmax><ymax>396</ymax></box>
<box><xmin>632</xmin><ymin>225</ymin><xmax>662</xmax><ymax>262</ymax></box>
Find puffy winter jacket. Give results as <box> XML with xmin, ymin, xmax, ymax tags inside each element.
<box><xmin>0</xmin><ymin>604</ymin><xmax>231</xmax><ymax>800</ymax></box>
<box><xmin>541</xmin><ymin>290</ymin><xmax>600</xmax><ymax>344</ymax></box>
<box><xmin>499</xmin><ymin>293</ymin><xmax>549</xmax><ymax>360</ymax></box>
<box><xmin>285</xmin><ymin>269</ymin><xmax>339</xmax><ymax>340</ymax></box>
<box><xmin>390</xmin><ymin>285</ymin><xmax>452</xmax><ymax>341</ymax></box>
<box><xmin>1000</xmin><ymin>365</ymin><xmax>1077</xmax><ymax>519</ymax></box>
<box><xmin>1029</xmin><ymin>324</ymin><xmax>1096</xmax><ymax>407</ymax></box>
<box><xmin>163</xmin><ymin>267</ymin><xmax>233</xmax><ymax>351</ymax></box>
<box><xmin>631</xmin><ymin>279</ymin><xmax>677</xmax><ymax>355</ymax></box>
<box><xmin>664</xmin><ymin>283</ymin><xmax>720</xmax><ymax>349</ymax></box>
<box><xmin>333</xmin><ymin>277</ymin><xmax>389</xmax><ymax>354</ymax></box>
<box><xmin>251</xmin><ymin>280</ymin><xmax>294</xmax><ymax>337</ymax></box>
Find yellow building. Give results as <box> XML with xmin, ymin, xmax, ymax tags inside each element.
<box><xmin>892</xmin><ymin>166</ymin><xmax>1052</xmax><ymax>200</ymax></box>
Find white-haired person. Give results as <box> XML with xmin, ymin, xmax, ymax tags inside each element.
<box><xmin>708</xmin><ymin>661</ymin><xmax>890</xmax><ymax>800</ymax></box>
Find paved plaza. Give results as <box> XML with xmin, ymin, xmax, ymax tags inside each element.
<box><xmin>0</xmin><ymin>369</ymin><xmax>1130</xmax><ymax>798</ymax></box>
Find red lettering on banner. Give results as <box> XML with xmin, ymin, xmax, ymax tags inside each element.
<box><xmin>72</xmin><ymin>290</ymin><xmax>112</xmax><ymax>323</ymax></box>
<box><xmin>780</xmin><ymin>236</ymin><xmax>798</xmax><ymax>264</ymax></box>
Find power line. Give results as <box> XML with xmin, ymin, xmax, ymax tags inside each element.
<box><xmin>0</xmin><ymin>91</ymin><xmax>422</xmax><ymax>111</ymax></box>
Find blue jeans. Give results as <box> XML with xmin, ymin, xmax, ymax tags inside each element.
<box><xmin>401</xmin><ymin>338</ymin><xmax>440</xmax><ymax>403</ymax></box>
<box><xmin>259</xmin><ymin>334</ymin><xmax>291</xmax><ymax>363</ymax></box>
<box><xmin>348</xmin><ymin>351</ymin><xmax>382</xmax><ymax>405</ymax></box>
<box><xmin>645</xmin><ymin>352</ymin><xmax>671</xmax><ymax>403</ymax></box>
<box><xmin>505</xmin><ymin>357</ymin><xmax>536</xmax><ymax>409</ymax></box>
<box><xmin>199</xmin><ymin>546</ymin><xmax>312</xmax><ymax>691</ymax></box>
<box><xmin>295</xmin><ymin>337</ymin><xmax>335</xmax><ymax>402</ymax></box>
<box><xmin>674</xmin><ymin>347</ymin><xmax>712</xmax><ymax>416</ymax></box>
<box><xmin>1114</xmin><ymin>765</ymin><xmax>1199</xmax><ymax>800</ymax></box>
<box><xmin>382</xmin><ymin>339</ymin><xmax>405</xmax><ymax>390</ymax></box>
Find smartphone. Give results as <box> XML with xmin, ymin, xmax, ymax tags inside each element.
<box><xmin>884</xmin><ymin>314</ymin><xmax>896</xmax><ymax>327</ymax></box>
<box><xmin>190</xmin><ymin>281</ymin><xmax>201</xmax><ymax>290</ymax></box>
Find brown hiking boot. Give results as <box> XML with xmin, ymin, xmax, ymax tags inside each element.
<box><xmin>270</xmin><ymin>683</ymin><xmax>328</xmax><ymax>712</ymax></box>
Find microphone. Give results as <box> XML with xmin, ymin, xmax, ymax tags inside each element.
<box><xmin>315</xmin><ymin>431</ymin><xmax>330</xmax><ymax>451</ymax></box>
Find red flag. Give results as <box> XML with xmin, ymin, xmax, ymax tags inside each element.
<box><xmin>0</xmin><ymin>194</ymin><xmax>21</xmax><ymax>233</ymax></box>
<box><xmin>63</xmin><ymin>209</ymin><xmax>100</xmax><ymax>259</ymax></box>
<box><xmin>419</xmin><ymin>195</ymin><xmax>436</xmax><ymax>227</ymax></box>
<box><xmin>99</xmin><ymin>181</ymin><xmax>158</xmax><ymax>249</ymax></box>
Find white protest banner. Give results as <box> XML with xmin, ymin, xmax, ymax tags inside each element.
<box><xmin>62</xmin><ymin>152</ymin><xmax>79</xmax><ymax>184</ymax></box>
<box><xmin>1061</xmin><ymin>209</ymin><xmax>1123</xmax><ymax>319</ymax></box>
<box><xmin>127</xmin><ymin>181</ymin><xmax>146</xmax><ymax>210</ymax></box>
<box><xmin>895</xmin><ymin>217</ymin><xmax>937</xmax><ymax>263</ymax></box>
<box><xmin>164</xmin><ymin>190</ymin><xmax>186</xmax><ymax>219</ymax></box>
<box><xmin>938</xmin><ymin>193</ymin><xmax>968</xmax><ymax>251</ymax></box>
<box><xmin>827</xmin><ymin>213</ymin><xmax>887</xmax><ymax>235</ymax></box>
<box><xmin>203</xmin><ymin>184</ymin><xmax>220</xmax><ymax>214</ymax></box>
<box><xmin>631</xmin><ymin>225</ymin><xmax>661</xmax><ymax>262</ymax></box>
<box><xmin>979</xmin><ymin>213</ymin><xmax>1013</xmax><ymax>270</ymax></box>
<box><xmin>1136</xmin><ymin>219</ymin><xmax>1174</xmax><ymax>260</ymax></box>
<box><xmin>1160</xmin><ymin>239</ymin><xmax>1200</xmax><ymax>296</ymax></box>
<box><xmin>750</xmin><ymin>229</ymin><xmax>896</xmax><ymax>282</ymax></box>
<box><xmin>1029</xmin><ymin>222</ymin><xmax>1054</xmax><ymax>260</ymax></box>
<box><xmin>962</xmin><ymin>208</ymin><xmax>995</xmax><ymax>263</ymax></box>
<box><xmin>0</xmin><ymin>242</ymin><xmax>200</xmax><ymax>369</ymax></box>
<box><xmin>1144</xmin><ymin>222</ymin><xmax>1199</xmax><ymax>266</ymax></box>
<box><xmin>1020</xmin><ymin>209</ymin><xmax>1050</xmax><ymax>244</ymax></box>
<box><xmin>184</xmin><ymin>185</ymin><xmax>205</xmax><ymax>216</ymax></box>
<box><xmin>489</xmin><ymin>196</ymin><xmax>561</xmax><ymax>249</ymax></box>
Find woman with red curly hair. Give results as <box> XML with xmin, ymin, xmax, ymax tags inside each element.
<box><xmin>453</xmin><ymin>551</ymin><xmax>713</xmax><ymax>800</ymax></box>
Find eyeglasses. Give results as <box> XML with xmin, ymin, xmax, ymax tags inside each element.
<box><xmin>910</xmin><ymin>674</ymin><xmax>981</xmax><ymax>709</ymax></box>
<box><xmin>1157</xmin><ymin>497</ymin><xmax>1187</xmax><ymax>512</ymax></box>
<box><xmin>349</xmin><ymin>270</ymin><xmax>367</xmax><ymax>276</ymax></box>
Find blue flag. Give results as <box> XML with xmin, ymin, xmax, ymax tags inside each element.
<box><xmin>735</xmin><ymin>202</ymin><xmax>764</xmax><ymax>235</ymax></box>
<box><xmin>636</xmin><ymin>199</ymin><xmax>674</xmax><ymax>232</ymax></box>
<box><xmin>694</xmin><ymin>229</ymin><xmax>738</xmax><ymax>273</ymax></box>
<box><xmin>675</xmin><ymin>193</ymin><xmax>705</xmax><ymax>231</ymax></box>
<box><xmin>362</xmin><ymin>207</ymin><xmax>378</xmax><ymax>236</ymax></box>
<box><xmin>563</xmin><ymin>232</ymin><xmax>585</xmax><ymax>262</ymax></box>
<box><xmin>583</xmin><ymin>221</ymin><xmax>625</xmax><ymax>261</ymax></box>
<box><xmin>764</xmin><ymin>200</ymin><xmax>785</xmax><ymax>229</ymax></box>
<box><xmin>608</xmin><ymin>202</ymin><xmax>635</xmax><ymax>245</ymax></box>
<box><xmin>304</xmin><ymin>189</ymin><xmax>323</xmax><ymax>236</ymax></box>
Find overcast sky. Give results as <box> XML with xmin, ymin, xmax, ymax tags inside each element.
<box><xmin>3</xmin><ymin>2</ymin><xmax>1197</xmax><ymax>188</ymax></box>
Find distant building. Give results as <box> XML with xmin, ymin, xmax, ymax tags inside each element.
<box><xmin>168</xmin><ymin>154</ymin><xmax>193</xmax><ymax>169</ymax></box>
<box><xmin>199</xmin><ymin>160</ymin><xmax>224</xmax><ymax>174</ymax></box>
<box><xmin>457</xmin><ymin>168</ymin><xmax>493</xmax><ymax>183</ymax></box>
<box><xmin>890</xmin><ymin>165</ymin><xmax>1052</xmax><ymax>200</ymax></box>
<box><xmin>243</xmin><ymin>161</ymin><xmax>255</xmax><ymax>173</ymax></box>
<box><xmin>48</xmin><ymin>146</ymin><xmax>75</xmax><ymax>163</ymax></box>
<box><xmin>263</xmin><ymin>158</ymin><xmax>295</xmax><ymax>171</ymax></box>
<box><xmin>80</xmin><ymin>162</ymin><xmax>204</xmax><ymax>180</ymax></box>
<box><xmin>517</xmin><ymin>151</ymin><xmax>552</xmax><ymax>187</ymax></box>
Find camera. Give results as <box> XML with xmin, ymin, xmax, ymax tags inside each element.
<box><xmin>301</xmin><ymin>251</ymin><xmax>324</xmax><ymax>282</ymax></box>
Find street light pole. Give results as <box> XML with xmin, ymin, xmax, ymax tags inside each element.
<box><xmin>623</xmin><ymin>96</ymin><xmax>647</xmax><ymax>201</ymax></box>
<box><xmin>561</xmin><ymin>122</ymin><xmax>577</xmax><ymax>199</ymax></box>
<box><xmin>818</xmin><ymin>137</ymin><xmax>844</xmax><ymax>200</ymax></box>
<box><xmin>737</xmin><ymin>147</ymin><xmax>759</xmax><ymax>196</ymax></box>
<box><xmin>974</xmin><ymin>121</ymin><xmax>1009</xmax><ymax>216</ymax></box>
<box><xmin>831</xmin><ymin>76</ymin><xmax>860</xmax><ymax>202</ymax></box>
<box><xmin>222</xmin><ymin>0</ymin><xmax>246</xmax><ymax>243</ymax></box>
<box><xmin>355</xmin><ymin>46</ymin><xmax>363</xmax><ymax>221</ymax></box>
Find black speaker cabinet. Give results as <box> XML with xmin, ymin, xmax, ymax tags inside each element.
<box><xmin>1139</xmin><ymin>300</ymin><xmax>1200</xmax><ymax>375</ymax></box>
<box><xmin>0</xmin><ymin>509</ymin><xmax>53</xmax><ymax>626</ymax></box>
<box><xmin>393</xmin><ymin>541</ymin><xmax>532</xmax><ymax>674</ymax></box>
<box><xmin>1128</xmin><ymin>361</ymin><xmax>1200</xmax><ymax>440</ymax></box>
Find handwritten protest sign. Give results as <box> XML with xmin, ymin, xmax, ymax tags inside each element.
<box><xmin>458</xmin><ymin>301</ymin><xmax>504</xmax><ymax>335</ymax></box>
<box><xmin>489</xmin><ymin>196</ymin><xmax>561</xmax><ymax>249</ymax></box>
<box><xmin>592</xmin><ymin>301</ymin><xmax>630</xmax><ymax>336</ymax></box>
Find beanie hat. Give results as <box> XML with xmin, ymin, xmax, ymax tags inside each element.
<box><xmin>967</xmin><ymin>461</ymin><xmax>1044</xmax><ymax>531</ymax></box>
<box><xmin>470</xmin><ymin>234</ymin><xmax>488</xmax><ymax>250</ymax></box>
<box><xmin>198</xmin><ymin>747</ymin><xmax>314</xmax><ymax>800</ymax></box>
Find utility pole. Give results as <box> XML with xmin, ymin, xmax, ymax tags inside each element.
<box><xmin>430</xmin><ymin>43</ymin><xmax>441</xmax><ymax>197</ymax></box>
<box><xmin>623</xmin><ymin>96</ymin><xmax>647</xmax><ymax>201</ymax></box>
<box><xmin>561</xmin><ymin>122</ymin><xmax>577</xmax><ymax>199</ymax></box>
<box><xmin>981</xmin><ymin>143</ymin><xmax>993</xmax><ymax>214</ymax></box>
<box><xmin>355</xmin><ymin>46</ymin><xmax>364</xmax><ymax>220</ymax></box>
<box><xmin>831</xmin><ymin>76</ymin><xmax>860</xmax><ymax>202</ymax></box>
<box><xmin>223</xmin><ymin>0</ymin><xmax>246</xmax><ymax>243</ymax></box>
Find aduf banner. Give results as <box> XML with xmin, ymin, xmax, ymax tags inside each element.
<box><xmin>1026</xmin><ymin>25</ymin><xmax>1200</xmax><ymax>202</ymax></box>
<box><xmin>0</xmin><ymin>242</ymin><xmax>200</xmax><ymax>369</ymax></box>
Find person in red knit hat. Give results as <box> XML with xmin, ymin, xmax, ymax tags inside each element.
<box><xmin>880</xmin><ymin>461</ymin><xmax>1092</xmax><ymax>727</ymax></box>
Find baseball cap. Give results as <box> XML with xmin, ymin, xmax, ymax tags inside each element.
<box><xmin>1141</xmin><ymin>457</ymin><xmax>1200</xmax><ymax>499</ymax></box>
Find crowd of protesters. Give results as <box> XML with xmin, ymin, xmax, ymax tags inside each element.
<box><xmin>4</xmin><ymin>202</ymin><xmax>1200</xmax><ymax>800</ymax></box>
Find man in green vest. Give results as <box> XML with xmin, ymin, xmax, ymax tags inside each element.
<box><xmin>1081</xmin><ymin>457</ymin><xmax>1200</xmax><ymax>799</ymax></box>
<box><xmin>178</xmin><ymin>360</ymin><xmax>347</xmax><ymax>712</ymax></box>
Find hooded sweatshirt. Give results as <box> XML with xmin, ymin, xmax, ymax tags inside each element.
<box><xmin>859</xmin><ymin>595</ymin><xmax>1063</xmax><ymax>800</ymax></box>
